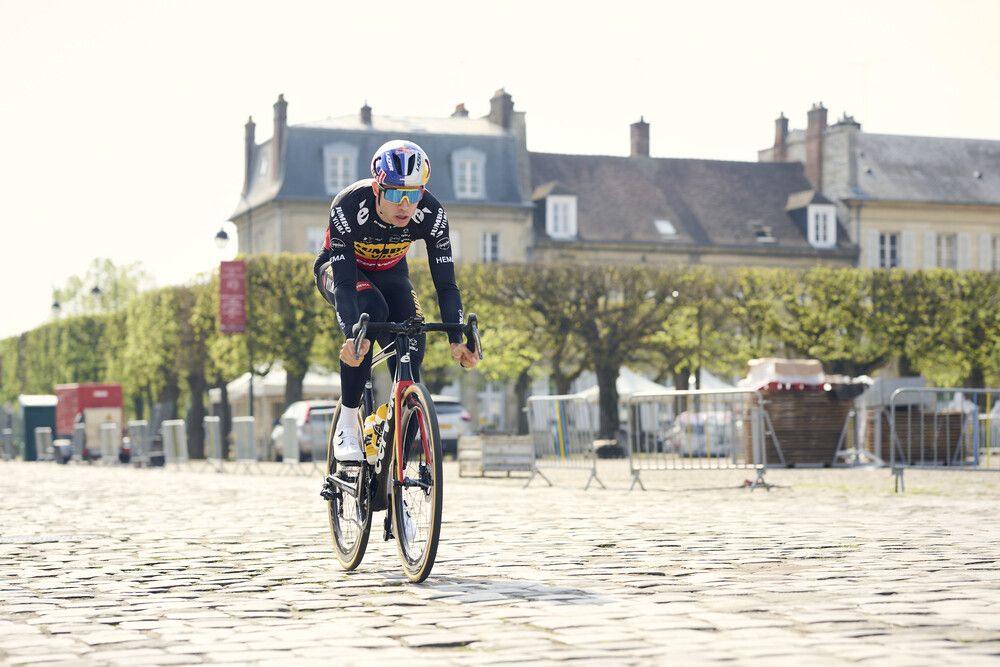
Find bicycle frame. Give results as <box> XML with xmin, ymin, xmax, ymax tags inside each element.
<box><xmin>363</xmin><ymin>333</ymin><xmax>421</xmax><ymax>485</ymax></box>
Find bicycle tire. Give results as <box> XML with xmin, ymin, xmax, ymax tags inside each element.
<box><xmin>389</xmin><ymin>383</ymin><xmax>443</xmax><ymax>583</ymax></box>
<box><xmin>326</xmin><ymin>401</ymin><xmax>372</xmax><ymax>570</ymax></box>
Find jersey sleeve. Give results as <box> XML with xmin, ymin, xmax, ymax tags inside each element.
<box><xmin>422</xmin><ymin>201</ymin><xmax>464</xmax><ymax>344</ymax></box>
<box><xmin>326</xmin><ymin>196</ymin><xmax>362</xmax><ymax>337</ymax></box>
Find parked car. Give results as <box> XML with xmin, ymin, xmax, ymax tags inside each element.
<box><xmin>663</xmin><ymin>410</ymin><xmax>736</xmax><ymax>457</ymax></box>
<box><xmin>272</xmin><ymin>399</ymin><xmax>337</xmax><ymax>462</ymax></box>
<box><xmin>432</xmin><ymin>394</ymin><xmax>471</xmax><ymax>457</ymax></box>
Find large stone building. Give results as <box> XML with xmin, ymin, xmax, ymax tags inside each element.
<box><xmin>230</xmin><ymin>91</ymin><xmax>533</xmax><ymax>265</ymax></box>
<box><xmin>528</xmin><ymin>118</ymin><xmax>857</xmax><ymax>268</ymax></box>
<box><xmin>760</xmin><ymin>103</ymin><xmax>1000</xmax><ymax>271</ymax></box>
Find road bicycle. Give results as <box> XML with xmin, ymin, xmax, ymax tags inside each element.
<box><xmin>320</xmin><ymin>312</ymin><xmax>481</xmax><ymax>583</ymax></box>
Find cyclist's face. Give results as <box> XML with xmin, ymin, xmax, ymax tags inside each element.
<box><xmin>374</xmin><ymin>185</ymin><xmax>420</xmax><ymax>227</ymax></box>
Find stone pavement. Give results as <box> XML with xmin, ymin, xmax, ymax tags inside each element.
<box><xmin>1</xmin><ymin>460</ymin><xmax>1000</xmax><ymax>666</ymax></box>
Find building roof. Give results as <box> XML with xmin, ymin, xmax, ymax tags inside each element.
<box><xmin>850</xmin><ymin>133</ymin><xmax>1000</xmax><ymax>205</ymax></box>
<box><xmin>234</xmin><ymin>114</ymin><xmax>527</xmax><ymax>217</ymax></box>
<box><xmin>529</xmin><ymin>153</ymin><xmax>855</xmax><ymax>250</ymax></box>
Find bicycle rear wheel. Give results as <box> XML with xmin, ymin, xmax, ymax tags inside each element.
<box><xmin>326</xmin><ymin>402</ymin><xmax>372</xmax><ymax>570</ymax></box>
<box><xmin>390</xmin><ymin>383</ymin><xmax>443</xmax><ymax>583</ymax></box>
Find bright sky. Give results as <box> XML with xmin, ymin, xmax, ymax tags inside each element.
<box><xmin>2</xmin><ymin>0</ymin><xmax>998</xmax><ymax>339</ymax></box>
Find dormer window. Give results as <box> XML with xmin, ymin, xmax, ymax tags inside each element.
<box><xmin>750</xmin><ymin>221</ymin><xmax>776</xmax><ymax>243</ymax></box>
<box><xmin>323</xmin><ymin>143</ymin><xmax>358</xmax><ymax>195</ymax></box>
<box><xmin>452</xmin><ymin>148</ymin><xmax>485</xmax><ymax>199</ymax></box>
<box><xmin>654</xmin><ymin>219</ymin><xmax>677</xmax><ymax>237</ymax></box>
<box><xmin>546</xmin><ymin>196</ymin><xmax>577</xmax><ymax>239</ymax></box>
<box><xmin>807</xmin><ymin>204</ymin><xmax>837</xmax><ymax>248</ymax></box>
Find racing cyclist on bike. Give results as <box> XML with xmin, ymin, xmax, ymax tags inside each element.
<box><xmin>314</xmin><ymin>139</ymin><xmax>479</xmax><ymax>463</ymax></box>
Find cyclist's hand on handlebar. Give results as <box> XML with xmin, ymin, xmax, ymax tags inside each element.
<box><xmin>340</xmin><ymin>339</ymin><xmax>370</xmax><ymax>367</ymax></box>
<box><xmin>450</xmin><ymin>342</ymin><xmax>479</xmax><ymax>370</ymax></box>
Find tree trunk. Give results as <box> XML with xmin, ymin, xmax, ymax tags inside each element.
<box><xmin>594</xmin><ymin>362</ymin><xmax>620</xmax><ymax>441</ymax></box>
<box><xmin>284</xmin><ymin>367</ymin><xmax>305</xmax><ymax>409</ymax></box>
<box><xmin>132</xmin><ymin>394</ymin><xmax>144</xmax><ymax>421</ymax></box>
<box><xmin>158</xmin><ymin>383</ymin><xmax>180</xmax><ymax>420</ymax></box>
<box><xmin>187</xmin><ymin>373</ymin><xmax>206</xmax><ymax>459</ymax></box>
<box><xmin>217</xmin><ymin>374</ymin><xmax>232</xmax><ymax>460</ymax></box>
<box><xmin>514</xmin><ymin>369</ymin><xmax>531</xmax><ymax>435</ymax></box>
<box><xmin>967</xmin><ymin>365</ymin><xmax>985</xmax><ymax>389</ymax></box>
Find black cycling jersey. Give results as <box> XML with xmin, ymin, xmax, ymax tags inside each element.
<box><xmin>313</xmin><ymin>180</ymin><xmax>463</xmax><ymax>344</ymax></box>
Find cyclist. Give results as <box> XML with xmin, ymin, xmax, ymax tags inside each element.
<box><xmin>314</xmin><ymin>139</ymin><xmax>480</xmax><ymax>463</ymax></box>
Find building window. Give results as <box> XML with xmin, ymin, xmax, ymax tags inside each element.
<box><xmin>994</xmin><ymin>236</ymin><xmax>1000</xmax><ymax>272</ymax></box>
<box><xmin>807</xmin><ymin>204</ymin><xmax>837</xmax><ymax>248</ymax></box>
<box><xmin>546</xmin><ymin>196</ymin><xmax>578</xmax><ymax>239</ymax></box>
<box><xmin>879</xmin><ymin>233</ymin><xmax>899</xmax><ymax>269</ymax></box>
<box><xmin>937</xmin><ymin>233</ymin><xmax>957</xmax><ymax>269</ymax></box>
<box><xmin>450</xmin><ymin>230</ymin><xmax>462</xmax><ymax>261</ymax></box>
<box><xmin>323</xmin><ymin>143</ymin><xmax>358</xmax><ymax>195</ymax></box>
<box><xmin>654</xmin><ymin>219</ymin><xmax>677</xmax><ymax>237</ymax></box>
<box><xmin>452</xmin><ymin>148</ymin><xmax>485</xmax><ymax>199</ymax></box>
<box><xmin>307</xmin><ymin>227</ymin><xmax>326</xmax><ymax>254</ymax></box>
<box><xmin>481</xmin><ymin>232</ymin><xmax>500</xmax><ymax>263</ymax></box>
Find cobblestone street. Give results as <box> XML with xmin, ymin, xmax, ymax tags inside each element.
<box><xmin>2</xmin><ymin>461</ymin><xmax>1000</xmax><ymax>666</ymax></box>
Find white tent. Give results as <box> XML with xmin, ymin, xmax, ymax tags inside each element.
<box><xmin>210</xmin><ymin>362</ymin><xmax>341</xmax><ymax>403</ymax></box>
<box><xmin>576</xmin><ymin>367</ymin><xmax>673</xmax><ymax>403</ymax></box>
<box><xmin>699</xmin><ymin>368</ymin><xmax>736</xmax><ymax>390</ymax></box>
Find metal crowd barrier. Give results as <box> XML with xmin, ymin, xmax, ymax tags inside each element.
<box><xmin>889</xmin><ymin>387</ymin><xmax>1000</xmax><ymax>491</ymax></box>
<box><xmin>1</xmin><ymin>428</ymin><xmax>15</xmax><ymax>460</ymax></box>
<box><xmin>232</xmin><ymin>416</ymin><xmax>261</xmax><ymax>473</ymax></box>
<box><xmin>99</xmin><ymin>422</ymin><xmax>121</xmax><ymax>464</ymax></box>
<box><xmin>307</xmin><ymin>408</ymin><xmax>335</xmax><ymax>475</ymax></box>
<box><xmin>623</xmin><ymin>389</ymin><xmax>774</xmax><ymax>490</ymax></box>
<box><xmin>161</xmin><ymin>419</ymin><xmax>189</xmax><ymax>467</ymax></box>
<box><xmin>279</xmin><ymin>415</ymin><xmax>307</xmax><ymax>476</ymax></box>
<box><xmin>526</xmin><ymin>395</ymin><xmax>600</xmax><ymax>490</ymax></box>
<box><xmin>127</xmin><ymin>420</ymin><xmax>150</xmax><ymax>467</ymax></box>
<box><xmin>34</xmin><ymin>427</ymin><xmax>54</xmax><ymax>462</ymax></box>
<box><xmin>203</xmin><ymin>416</ymin><xmax>225</xmax><ymax>473</ymax></box>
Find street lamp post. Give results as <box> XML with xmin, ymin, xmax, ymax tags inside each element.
<box><xmin>215</xmin><ymin>226</ymin><xmax>254</xmax><ymax>419</ymax></box>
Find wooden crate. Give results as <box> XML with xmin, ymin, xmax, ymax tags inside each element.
<box><xmin>742</xmin><ymin>390</ymin><xmax>854</xmax><ymax>466</ymax></box>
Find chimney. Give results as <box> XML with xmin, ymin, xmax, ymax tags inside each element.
<box><xmin>452</xmin><ymin>103</ymin><xmax>469</xmax><ymax>118</ymax></box>
<box><xmin>243</xmin><ymin>115</ymin><xmax>256</xmax><ymax>195</ymax></box>
<box><xmin>630</xmin><ymin>116</ymin><xmax>650</xmax><ymax>157</ymax></box>
<box><xmin>360</xmin><ymin>101</ymin><xmax>372</xmax><ymax>125</ymax></box>
<box><xmin>805</xmin><ymin>102</ymin><xmax>827</xmax><ymax>189</ymax></box>
<box><xmin>272</xmin><ymin>93</ymin><xmax>287</xmax><ymax>182</ymax></box>
<box><xmin>488</xmin><ymin>88</ymin><xmax>514</xmax><ymax>129</ymax></box>
<box><xmin>773</xmin><ymin>113</ymin><xmax>788</xmax><ymax>161</ymax></box>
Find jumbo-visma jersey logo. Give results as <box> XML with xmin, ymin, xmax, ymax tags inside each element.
<box><xmin>354</xmin><ymin>241</ymin><xmax>411</xmax><ymax>269</ymax></box>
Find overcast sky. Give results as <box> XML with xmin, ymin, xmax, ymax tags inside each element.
<box><xmin>2</xmin><ymin>0</ymin><xmax>998</xmax><ymax>339</ymax></box>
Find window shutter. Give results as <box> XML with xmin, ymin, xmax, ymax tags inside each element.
<box><xmin>980</xmin><ymin>233</ymin><xmax>993</xmax><ymax>270</ymax></box>
<box><xmin>923</xmin><ymin>232</ymin><xmax>936</xmax><ymax>268</ymax></box>
<box><xmin>865</xmin><ymin>230</ymin><xmax>879</xmax><ymax>268</ymax></box>
<box><xmin>957</xmin><ymin>233</ymin><xmax>972</xmax><ymax>271</ymax></box>
<box><xmin>901</xmin><ymin>231</ymin><xmax>917</xmax><ymax>270</ymax></box>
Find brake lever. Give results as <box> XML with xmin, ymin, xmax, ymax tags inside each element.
<box><xmin>351</xmin><ymin>313</ymin><xmax>370</xmax><ymax>361</ymax></box>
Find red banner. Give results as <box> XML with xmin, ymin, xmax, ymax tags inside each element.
<box><xmin>219</xmin><ymin>260</ymin><xmax>246</xmax><ymax>333</ymax></box>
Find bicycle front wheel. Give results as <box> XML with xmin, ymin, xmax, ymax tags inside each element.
<box><xmin>390</xmin><ymin>383</ymin><xmax>443</xmax><ymax>583</ymax></box>
<box><xmin>326</xmin><ymin>402</ymin><xmax>372</xmax><ymax>570</ymax></box>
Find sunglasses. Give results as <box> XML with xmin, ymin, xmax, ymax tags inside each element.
<box><xmin>379</xmin><ymin>185</ymin><xmax>424</xmax><ymax>205</ymax></box>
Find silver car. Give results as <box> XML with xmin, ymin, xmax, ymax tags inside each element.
<box><xmin>271</xmin><ymin>399</ymin><xmax>337</xmax><ymax>462</ymax></box>
<box><xmin>432</xmin><ymin>394</ymin><xmax>472</xmax><ymax>457</ymax></box>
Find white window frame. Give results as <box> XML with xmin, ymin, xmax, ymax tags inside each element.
<box><xmin>323</xmin><ymin>142</ymin><xmax>358</xmax><ymax>195</ymax></box>
<box><xmin>306</xmin><ymin>226</ymin><xmax>326</xmax><ymax>254</ymax></box>
<box><xmin>480</xmin><ymin>232</ymin><xmax>500</xmax><ymax>263</ymax></box>
<box><xmin>878</xmin><ymin>232</ymin><xmax>900</xmax><ymax>269</ymax></box>
<box><xmin>546</xmin><ymin>195</ymin><xmax>578</xmax><ymax>239</ymax></box>
<box><xmin>936</xmin><ymin>233</ymin><xmax>958</xmax><ymax>270</ymax></box>
<box><xmin>807</xmin><ymin>204</ymin><xmax>837</xmax><ymax>249</ymax></box>
<box><xmin>452</xmin><ymin>148</ymin><xmax>486</xmax><ymax>199</ymax></box>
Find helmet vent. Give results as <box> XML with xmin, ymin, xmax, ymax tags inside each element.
<box><xmin>407</xmin><ymin>155</ymin><xmax>416</xmax><ymax>174</ymax></box>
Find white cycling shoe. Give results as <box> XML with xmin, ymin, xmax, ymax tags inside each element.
<box><xmin>333</xmin><ymin>428</ymin><xmax>363</xmax><ymax>463</ymax></box>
